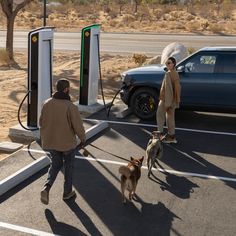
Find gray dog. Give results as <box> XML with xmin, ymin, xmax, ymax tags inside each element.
<box><xmin>146</xmin><ymin>131</ymin><xmax>163</xmax><ymax>177</ymax></box>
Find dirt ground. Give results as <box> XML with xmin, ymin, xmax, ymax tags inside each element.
<box><xmin>1</xmin><ymin>2</ymin><xmax>236</xmax><ymax>34</ymax></box>
<box><xmin>0</xmin><ymin>51</ymin><xmax>137</xmax><ymax>160</ymax></box>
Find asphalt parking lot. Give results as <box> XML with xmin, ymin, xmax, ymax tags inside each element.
<box><xmin>0</xmin><ymin>108</ymin><xmax>236</xmax><ymax>236</ymax></box>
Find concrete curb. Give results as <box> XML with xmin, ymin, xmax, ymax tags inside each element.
<box><xmin>0</xmin><ymin>121</ymin><xmax>109</xmax><ymax>196</ymax></box>
<box><xmin>0</xmin><ymin>156</ymin><xmax>49</xmax><ymax>196</ymax></box>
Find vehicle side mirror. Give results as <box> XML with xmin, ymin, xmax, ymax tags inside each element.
<box><xmin>177</xmin><ymin>66</ymin><xmax>185</xmax><ymax>73</ymax></box>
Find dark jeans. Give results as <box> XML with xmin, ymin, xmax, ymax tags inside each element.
<box><xmin>44</xmin><ymin>149</ymin><xmax>76</xmax><ymax>195</ymax></box>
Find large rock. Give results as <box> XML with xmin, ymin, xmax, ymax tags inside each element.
<box><xmin>161</xmin><ymin>42</ymin><xmax>188</xmax><ymax>64</ymax></box>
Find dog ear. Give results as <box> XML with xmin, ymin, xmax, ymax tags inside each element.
<box><xmin>130</xmin><ymin>156</ymin><xmax>134</xmax><ymax>161</ymax></box>
<box><xmin>140</xmin><ymin>156</ymin><xmax>144</xmax><ymax>162</ymax></box>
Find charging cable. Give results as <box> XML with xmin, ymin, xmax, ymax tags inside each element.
<box><xmin>96</xmin><ymin>34</ymin><xmax>122</xmax><ymax>118</ymax></box>
<box><xmin>17</xmin><ymin>90</ymin><xmax>39</xmax><ymax>131</ymax></box>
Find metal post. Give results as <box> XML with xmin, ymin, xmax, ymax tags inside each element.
<box><xmin>43</xmin><ymin>0</ymin><xmax>46</xmax><ymax>27</ymax></box>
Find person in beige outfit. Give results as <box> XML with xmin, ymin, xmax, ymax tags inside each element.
<box><xmin>40</xmin><ymin>79</ymin><xmax>86</xmax><ymax>204</ymax></box>
<box><xmin>156</xmin><ymin>57</ymin><xmax>181</xmax><ymax>143</ymax></box>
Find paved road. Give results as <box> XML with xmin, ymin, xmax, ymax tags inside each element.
<box><xmin>1</xmin><ymin>30</ymin><xmax>236</xmax><ymax>55</ymax></box>
<box><xmin>0</xmin><ymin>106</ymin><xmax>236</xmax><ymax>236</ymax></box>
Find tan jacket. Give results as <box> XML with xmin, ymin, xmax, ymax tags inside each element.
<box><xmin>39</xmin><ymin>97</ymin><xmax>85</xmax><ymax>152</ymax></box>
<box><xmin>159</xmin><ymin>70</ymin><xmax>181</xmax><ymax>108</ymax></box>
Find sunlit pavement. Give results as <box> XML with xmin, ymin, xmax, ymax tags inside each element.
<box><xmin>0</xmin><ymin>108</ymin><xmax>235</xmax><ymax>236</ymax></box>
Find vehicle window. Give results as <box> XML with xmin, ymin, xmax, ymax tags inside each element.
<box><xmin>184</xmin><ymin>55</ymin><xmax>216</xmax><ymax>73</ymax></box>
<box><xmin>221</xmin><ymin>54</ymin><xmax>236</xmax><ymax>73</ymax></box>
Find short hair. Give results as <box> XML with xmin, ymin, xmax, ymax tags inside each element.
<box><xmin>168</xmin><ymin>56</ymin><xmax>177</xmax><ymax>66</ymax></box>
<box><xmin>56</xmin><ymin>79</ymin><xmax>70</xmax><ymax>92</ymax></box>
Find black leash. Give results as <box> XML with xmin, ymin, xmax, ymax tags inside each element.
<box><xmin>84</xmin><ymin>143</ymin><xmax>129</xmax><ymax>162</ymax></box>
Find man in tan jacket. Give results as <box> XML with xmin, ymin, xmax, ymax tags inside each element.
<box><xmin>40</xmin><ymin>79</ymin><xmax>86</xmax><ymax>205</ymax></box>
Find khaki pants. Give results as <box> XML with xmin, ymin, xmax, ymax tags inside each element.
<box><xmin>156</xmin><ymin>100</ymin><xmax>176</xmax><ymax>135</ymax></box>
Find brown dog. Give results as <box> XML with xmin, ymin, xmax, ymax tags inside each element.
<box><xmin>119</xmin><ymin>156</ymin><xmax>144</xmax><ymax>203</ymax></box>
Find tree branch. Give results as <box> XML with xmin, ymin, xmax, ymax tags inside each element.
<box><xmin>0</xmin><ymin>0</ymin><xmax>13</xmax><ymax>19</ymax></box>
<box><xmin>14</xmin><ymin>0</ymin><xmax>32</xmax><ymax>16</ymax></box>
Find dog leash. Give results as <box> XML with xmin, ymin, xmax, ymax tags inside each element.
<box><xmin>83</xmin><ymin>143</ymin><xmax>129</xmax><ymax>162</ymax></box>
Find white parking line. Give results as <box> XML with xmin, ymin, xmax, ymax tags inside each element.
<box><xmin>21</xmin><ymin>148</ymin><xmax>236</xmax><ymax>183</ymax></box>
<box><xmin>84</xmin><ymin>118</ymin><xmax>236</xmax><ymax>136</ymax></box>
<box><xmin>0</xmin><ymin>221</ymin><xmax>59</xmax><ymax>236</ymax></box>
<box><xmin>74</xmin><ymin>155</ymin><xmax>236</xmax><ymax>183</ymax></box>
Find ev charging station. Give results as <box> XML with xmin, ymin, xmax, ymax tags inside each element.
<box><xmin>27</xmin><ymin>27</ymin><xmax>54</xmax><ymax>128</ymax></box>
<box><xmin>79</xmin><ymin>24</ymin><xmax>100</xmax><ymax>106</ymax></box>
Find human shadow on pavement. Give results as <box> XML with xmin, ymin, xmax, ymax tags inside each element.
<box><xmin>71</xmin><ymin>158</ymin><xmax>177</xmax><ymax>236</ymax></box>
<box><xmin>65</xmin><ymin>199</ymin><xmax>103</xmax><ymax>236</ymax></box>
<box><xmin>148</xmin><ymin>172</ymin><xmax>199</xmax><ymax>199</ymax></box>
<box><xmin>45</xmin><ymin>209</ymin><xmax>87</xmax><ymax>236</ymax></box>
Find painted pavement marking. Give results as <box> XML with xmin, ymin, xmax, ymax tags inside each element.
<box><xmin>84</xmin><ymin>118</ymin><xmax>236</xmax><ymax>136</ymax></box>
<box><xmin>21</xmin><ymin>148</ymin><xmax>236</xmax><ymax>183</ymax></box>
<box><xmin>0</xmin><ymin>221</ymin><xmax>60</xmax><ymax>236</ymax></box>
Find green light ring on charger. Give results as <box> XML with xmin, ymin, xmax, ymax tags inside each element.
<box><xmin>80</xmin><ymin>24</ymin><xmax>100</xmax><ymax>88</ymax></box>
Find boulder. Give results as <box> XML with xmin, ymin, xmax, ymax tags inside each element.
<box><xmin>161</xmin><ymin>42</ymin><xmax>188</xmax><ymax>64</ymax></box>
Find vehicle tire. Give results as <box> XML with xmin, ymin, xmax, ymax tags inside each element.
<box><xmin>130</xmin><ymin>87</ymin><xmax>158</xmax><ymax>120</ymax></box>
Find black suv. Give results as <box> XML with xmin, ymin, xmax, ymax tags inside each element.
<box><xmin>120</xmin><ymin>47</ymin><xmax>236</xmax><ymax>120</ymax></box>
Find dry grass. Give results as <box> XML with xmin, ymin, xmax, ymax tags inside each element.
<box><xmin>1</xmin><ymin>1</ymin><xmax>234</xmax><ymax>34</ymax></box>
<box><xmin>132</xmin><ymin>53</ymin><xmax>148</xmax><ymax>66</ymax></box>
<box><xmin>188</xmin><ymin>47</ymin><xmax>196</xmax><ymax>55</ymax></box>
<box><xmin>185</xmin><ymin>21</ymin><xmax>200</xmax><ymax>32</ymax></box>
<box><xmin>209</xmin><ymin>23</ymin><xmax>224</xmax><ymax>34</ymax></box>
<box><xmin>0</xmin><ymin>49</ymin><xmax>10</xmax><ymax>66</ymax></box>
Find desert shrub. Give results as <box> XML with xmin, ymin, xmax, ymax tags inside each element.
<box><xmin>88</xmin><ymin>13</ymin><xmax>99</xmax><ymax>21</ymax></box>
<box><xmin>117</xmin><ymin>22</ymin><xmax>125</xmax><ymax>28</ymax></box>
<box><xmin>198</xmin><ymin>4</ymin><xmax>214</xmax><ymax>20</ymax></box>
<box><xmin>122</xmin><ymin>14</ymin><xmax>136</xmax><ymax>24</ymax></box>
<box><xmin>159</xmin><ymin>21</ymin><xmax>167</xmax><ymax>28</ymax></box>
<box><xmin>132</xmin><ymin>53</ymin><xmax>147</xmax><ymax>66</ymax></box>
<box><xmin>220</xmin><ymin>4</ymin><xmax>233</xmax><ymax>20</ymax></box>
<box><xmin>108</xmin><ymin>10</ymin><xmax>118</xmax><ymax>19</ymax></box>
<box><xmin>109</xmin><ymin>19</ymin><xmax>118</xmax><ymax>27</ymax></box>
<box><xmin>174</xmin><ymin>22</ymin><xmax>185</xmax><ymax>30</ymax></box>
<box><xmin>186</xmin><ymin>21</ymin><xmax>199</xmax><ymax>32</ymax></box>
<box><xmin>159</xmin><ymin>0</ymin><xmax>177</xmax><ymax>4</ymax></box>
<box><xmin>200</xmin><ymin>20</ymin><xmax>209</xmax><ymax>31</ymax></box>
<box><xmin>188</xmin><ymin>47</ymin><xmax>196</xmax><ymax>55</ymax></box>
<box><xmin>209</xmin><ymin>23</ymin><xmax>224</xmax><ymax>33</ymax></box>
<box><xmin>154</xmin><ymin>9</ymin><xmax>164</xmax><ymax>20</ymax></box>
<box><xmin>0</xmin><ymin>49</ymin><xmax>10</xmax><ymax>65</ymax></box>
<box><xmin>144</xmin><ymin>55</ymin><xmax>161</xmax><ymax>65</ymax></box>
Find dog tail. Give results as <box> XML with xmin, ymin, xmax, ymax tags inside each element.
<box><xmin>119</xmin><ymin>165</ymin><xmax>131</xmax><ymax>178</ymax></box>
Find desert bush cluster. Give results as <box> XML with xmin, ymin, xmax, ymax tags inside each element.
<box><xmin>0</xmin><ymin>49</ymin><xmax>10</xmax><ymax>66</ymax></box>
<box><xmin>1</xmin><ymin>0</ymin><xmax>236</xmax><ymax>34</ymax></box>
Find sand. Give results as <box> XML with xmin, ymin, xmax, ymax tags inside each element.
<box><xmin>0</xmin><ymin>51</ymin><xmax>137</xmax><ymax>160</ymax></box>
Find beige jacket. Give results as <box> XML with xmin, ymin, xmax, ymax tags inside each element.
<box><xmin>159</xmin><ymin>70</ymin><xmax>181</xmax><ymax>108</ymax></box>
<box><xmin>39</xmin><ymin>97</ymin><xmax>85</xmax><ymax>152</ymax></box>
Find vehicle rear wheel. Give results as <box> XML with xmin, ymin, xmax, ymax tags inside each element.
<box><xmin>130</xmin><ymin>88</ymin><xmax>158</xmax><ymax>120</ymax></box>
